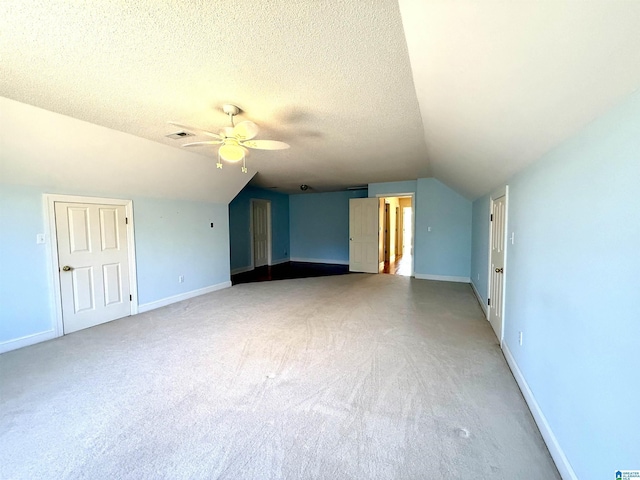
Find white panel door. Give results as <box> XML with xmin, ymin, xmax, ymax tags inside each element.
<box><xmin>489</xmin><ymin>195</ymin><xmax>506</xmax><ymax>341</ymax></box>
<box><xmin>349</xmin><ymin>198</ymin><xmax>379</xmax><ymax>273</ymax></box>
<box><xmin>55</xmin><ymin>202</ymin><xmax>131</xmax><ymax>334</ymax></box>
<box><xmin>252</xmin><ymin>200</ymin><xmax>269</xmax><ymax>268</ymax></box>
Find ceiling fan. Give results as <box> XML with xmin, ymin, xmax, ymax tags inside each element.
<box><xmin>169</xmin><ymin>104</ymin><xmax>289</xmax><ymax>173</ymax></box>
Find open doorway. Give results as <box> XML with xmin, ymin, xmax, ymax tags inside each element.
<box><xmin>380</xmin><ymin>196</ymin><xmax>413</xmax><ymax>276</ymax></box>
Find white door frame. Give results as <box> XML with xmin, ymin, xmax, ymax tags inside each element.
<box><xmin>249</xmin><ymin>199</ymin><xmax>272</xmax><ymax>268</ymax></box>
<box><xmin>375</xmin><ymin>193</ymin><xmax>415</xmax><ymax>277</ymax></box>
<box><xmin>44</xmin><ymin>194</ymin><xmax>139</xmax><ymax>337</ymax></box>
<box><xmin>486</xmin><ymin>185</ymin><xmax>509</xmax><ymax>344</ymax></box>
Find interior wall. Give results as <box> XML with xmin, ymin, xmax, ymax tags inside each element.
<box><xmin>0</xmin><ymin>184</ymin><xmax>231</xmax><ymax>349</ymax></box>
<box><xmin>0</xmin><ymin>98</ymin><xmax>248</xmax><ymax>352</ymax></box>
<box><xmin>289</xmin><ymin>190</ymin><xmax>367</xmax><ymax>264</ymax></box>
<box><xmin>369</xmin><ymin>179</ymin><xmax>471</xmax><ymax>281</ymax></box>
<box><xmin>134</xmin><ymin>197</ymin><xmax>230</xmax><ymax>306</ymax></box>
<box><xmin>228</xmin><ymin>186</ymin><xmax>290</xmax><ymax>273</ymax></box>
<box><xmin>470</xmin><ymin>90</ymin><xmax>640</xmax><ymax>480</ymax></box>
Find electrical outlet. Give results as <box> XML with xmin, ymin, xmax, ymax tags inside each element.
<box><xmin>518</xmin><ymin>331</ymin><xmax>523</xmax><ymax>346</ymax></box>
<box><xmin>178</xmin><ymin>275</ymin><xmax>184</xmax><ymax>283</ymax></box>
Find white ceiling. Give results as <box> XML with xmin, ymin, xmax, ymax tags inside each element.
<box><xmin>2</xmin><ymin>1</ymin><xmax>639</xmax><ymax>199</ymax></box>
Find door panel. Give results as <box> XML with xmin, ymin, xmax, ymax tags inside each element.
<box><xmin>55</xmin><ymin>202</ymin><xmax>130</xmax><ymax>334</ymax></box>
<box><xmin>252</xmin><ymin>200</ymin><xmax>270</xmax><ymax>268</ymax></box>
<box><xmin>349</xmin><ymin>198</ymin><xmax>379</xmax><ymax>273</ymax></box>
<box><xmin>72</xmin><ymin>266</ymin><xmax>95</xmax><ymax>313</ymax></box>
<box><xmin>489</xmin><ymin>195</ymin><xmax>506</xmax><ymax>341</ymax></box>
<box><xmin>99</xmin><ymin>207</ymin><xmax>120</xmax><ymax>250</ymax></box>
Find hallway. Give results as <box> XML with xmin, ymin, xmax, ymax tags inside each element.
<box><xmin>382</xmin><ymin>254</ymin><xmax>412</xmax><ymax>276</ymax></box>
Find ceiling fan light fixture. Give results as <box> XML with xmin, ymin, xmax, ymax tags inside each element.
<box><xmin>172</xmin><ymin>104</ymin><xmax>289</xmax><ymax>174</ymax></box>
<box><xmin>218</xmin><ymin>144</ymin><xmax>245</xmax><ymax>163</ymax></box>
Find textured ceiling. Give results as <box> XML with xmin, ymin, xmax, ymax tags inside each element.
<box><xmin>0</xmin><ymin>0</ymin><xmax>427</xmax><ymax>195</ymax></box>
<box><xmin>2</xmin><ymin>1</ymin><xmax>640</xmax><ymax>199</ymax></box>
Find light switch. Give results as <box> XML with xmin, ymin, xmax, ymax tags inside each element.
<box><xmin>36</xmin><ymin>234</ymin><xmax>46</xmax><ymax>244</ymax></box>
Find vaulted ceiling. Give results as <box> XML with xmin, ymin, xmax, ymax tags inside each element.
<box><xmin>2</xmin><ymin>1</ymin><xmax>639</xmax><ymax>199</ymax></box>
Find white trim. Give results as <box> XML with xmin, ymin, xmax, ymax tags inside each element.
<box><xmin>0</xmin><ymin>329</ymin><xmax>57</xmax><ymax>354</ymax></box>
<box><xmin>488</xmin><ymin>185</ymin><xmax>509</xmax><ymax>345</ymax></box>
<box><xmin>231</xmin><ymin>265</ymin><xmax>254</xmax><ymax>275</ymax></box>
<box><xmin>44</xmin><ymin>194</ymin><xmax>139</xmax><ymax>338</ymax></box>
<box><xmin>374</xmin><ymin>193</ymin><xmax>416</xmax><ymax>277</ymax></box>
<box><xmin>290</xmin><ymin>257</ymin><xmax>349</xmax><ymax>265</ymax></box>
<box><xmin>502</xmin><ymin>343</ymin><xmax>577</xmax><ymax>480</ymax></box>
<box><xmin>231</xmin><ymin>257</ymin><xmax>289</xmax><ymax>275</ymax></box>
<box><xmin>470</xmin><ymin>281</ymin><xmax>488</xmax><ymax>316</ymax></box>
<box><xmin>138</xmin><ymin>281</ymin><xmax>232</xmax><ymax>313</ymax></box>
<box><xmin>414</xmin><ymin>273</ymin><xmax>471</xmax><ymax>283</ymax></box>
<box><xmin>270</xmin><ymin>257</ymin><xmax>289</xmax><ymax>266</ymax></box>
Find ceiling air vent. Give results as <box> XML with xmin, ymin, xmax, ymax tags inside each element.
<box><xmin>166</xmin><ymin>131</ymin><xmax>194</xmax><ymax>140</ymax></box>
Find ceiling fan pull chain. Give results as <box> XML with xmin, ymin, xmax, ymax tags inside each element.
<box><xmin>216</xmin><ymin>151</ymin><xmax>223</xmax><ymax>169</ymax></box>
<box><xmin>241</xmin><ymin>157</ymin><xmax>247</xmax><ymax>174</ymax></box>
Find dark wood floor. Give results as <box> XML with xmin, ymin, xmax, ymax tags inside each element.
<box><xmin>232</xmin><ymin>262</ymin><xmax>351</xmax><ymax>285</ymax></box>
<box><xmin>232</xmin><ymin>255</ymin><xmax>412</xmax><ymax>285</ymax></box>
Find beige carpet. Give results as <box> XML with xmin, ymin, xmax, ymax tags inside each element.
<box><xmin>0</xmin><ymin>274</ymin><xmax>560</xmax><ymax>479</ymax></box>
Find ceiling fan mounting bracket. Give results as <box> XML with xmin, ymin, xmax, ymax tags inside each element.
<box><xmin>222</xmin><ymin>104</ymin><xmax>241</xmax><ymax>116</ymax></box>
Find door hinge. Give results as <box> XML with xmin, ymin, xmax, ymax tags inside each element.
<box><xmin>490</xmin><ymin>214</ymin><xmax>493</xmax><ymax>221</ymax></box>
<box><xmin>488</xmin><ymin>298</ymin><xmax>491</xmax><ymax>306</ymax></box>
<box><xmin>129</xmin><ymin>294</ymin><xmax>132</xmax><ymax>301</ymax></box>
<box><xmin>125</xmin><ymin>217</ymin><xmax>129</xmax><ymax>225</ymax></box>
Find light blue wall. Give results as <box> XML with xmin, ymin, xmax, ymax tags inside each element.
<box><xmin>0</xmin><ymin>184</ymin><xmax>231</xmax><ymax>346</ymax></box>
<box><xmin>133</xmin><ymin>197</ymin><xmax>230</xmax><ymax>305</ymax></box>
<box><xmin>470</xmin><ymin>91</ymin><xmax>640</xmax><ymax>479</ymax></box>
<box><xmin>470</xmin><ymin>194</ymin><xmax>490</xmax><ymax>303</ymax></box>
<box><xmin>289</xmin><ymin>190</ymin><xmax>367</xmax><ymax>263</ymax></box>
<box><xmin>0</xmin><ymin>185</ymin><xmax>52</xmax><ymax>341</ymax></box>
<box><xmin>370</xmin><ymin>178</ymin><xmax>471</xmax><ymax>280</ymax></box>
<box><xmin>228</xmin><ymin>186</ymin><xmax>290</xmax><ymax>271</ymax></box>
<box><xmin>415</xmin><ymin>178</ymin><xmax>471</xmax><ymax>278</ymax></box>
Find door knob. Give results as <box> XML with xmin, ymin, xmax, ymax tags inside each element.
<box><xmin>495</xmin><ymin>267</ymin><xmax>503</xmax><ymax>273</ymax></box>
<box><xmin>62</xmin><ymin>265</ymin><xmax>72</xmax><ymax>271</ymax></box>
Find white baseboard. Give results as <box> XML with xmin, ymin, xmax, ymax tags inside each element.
<box><xmin>0</xmin><ymin>329</ymin><xmax>57</xmax><ymax>354</ymax></box>
<box><xmin>231</xmin><ymin>266</ymin><xmax>253</xmax><ymax>275</ymax></box>
<box><xmin>289</xmin><ymin>257</ymin><xmax>349</xmax><ymax>265</ymax></box>
<box><xmin>414</xmin><ymin>273</ymin><xmax>471</xmax><ymax>283</ymax></box>
<box><xmin>270</xmin><ymin>257</ymin><xmax>289</xmax><ymax>266</ymax></box>
<box><xmin>138</xmin><ymin>281</ymin><xmax>232</xmax><ymax>313</ymax></box>
<box><xmin>502</xmin><ymin>343</ymin><xmax>577</xmax><ymax>480</ymax></box>
<box><xmin>470</xmin><ymin>281</ymin><xmax>488</xmax><ymax>317</ymax></box>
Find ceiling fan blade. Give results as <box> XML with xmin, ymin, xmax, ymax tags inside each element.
<box><xmin>182</xmin><ymin>140</ymin><xmax>223</xmax><ymax>147</ymax></box>
<box><xmin>168</xmin><ymin>122</ymin><xmax>223</xmax><ymax>140</ymax></box>
<box><xmin>241</xmin><ymin>139</ymin><xmax>290</xmax><ymax>150</ymax></box>
<box><xmin>233</xmin><ymin>121</ymin><xmax>259</xmax><ymax>141</ymax></box>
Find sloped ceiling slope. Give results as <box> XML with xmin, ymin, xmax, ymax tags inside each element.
<box><xmin>0</xmin><ymin>0</ymin><xmax>428</xmax><ymax>195</ymax></box>
<box><xmin>0</xmin><ymin>97</ymin><xmax>256</xmax><ymax>204</ymax></box>
<box><xmin>398</xmin><ymin>1</ymin><xmax>640</xmax><ymax>199</ymax></box>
